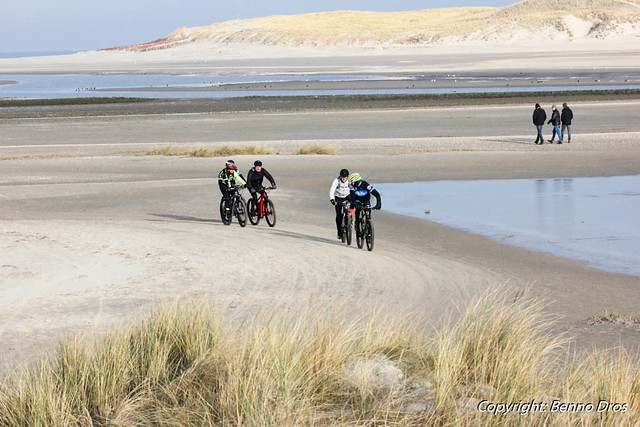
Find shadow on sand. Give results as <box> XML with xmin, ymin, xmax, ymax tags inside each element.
<box><xmin>150</xmin><ymin>213</ymin><xmax>345</xmax><ymax>246</ymax></box>
<box><xmin>149</xmin><ymin>213</ymin><xmax>221</xmax><ymax>224</ymax></box>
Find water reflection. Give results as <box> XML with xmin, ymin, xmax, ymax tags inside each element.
<box><xmin>378</xmin><ymin>176</ymin><xmax>640</xmax><ymax>276</ymax></box>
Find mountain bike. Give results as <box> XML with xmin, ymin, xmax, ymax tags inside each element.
<box><xmin>247</xmin><ymin>187</ymin><xmax>276</xmax><ymax>227</ymax></box>
<box><xmin>219</xmin><ymin>185</ymin><xmax>247</xmax><ymax>227</ymax></box>
<box><xmin>339</xmin><ymin>200</ymin><xmax>353</xmax><ymax>245</ymax></box>
<box><xmin>355</xmin><ymin>203</ymin><xmax>375</xmax><ymax>251</ymax></box>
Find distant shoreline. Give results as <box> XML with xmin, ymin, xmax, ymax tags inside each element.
<box><xmin>2</xmin><ymin>90</ymin><xmax>640</xmax><ymax>118</ymax></box>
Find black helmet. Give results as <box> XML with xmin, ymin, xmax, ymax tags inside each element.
<box><xmin>254</xmin><ymin>160</ymin><xmax>262</xmax><ymax>167</ymax></box>
<box><xmin>339</xmin><ymin>168</ymin><xmax>349</xmax><ymax>178</ymax></box>
<box><xmin>226</xmin><ymin>160</ymin><xmax>236</xmax><ymax>171</ymax></box>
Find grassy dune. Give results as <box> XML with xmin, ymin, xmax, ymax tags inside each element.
<box><xmin>0</xmin><ymin>288</ymin><xmax>638</xmax><ymax>426</ymax></box>
<box><xmin>167</xmin><ymin>0</ymin><xmax>640</xmax><ymax>47</ymax></box>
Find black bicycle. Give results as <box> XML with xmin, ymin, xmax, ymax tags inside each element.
<box><xmin>355</xmin><ymin>203</ymin><xmax>375</xmax><ymax>251</ymax></box>
<box><xmin>247</xmin><ymin>187</ymin><xmax>276</xmax><ymax>227</ymax></box>
<box><xmin>339</xmin><ymin>200</ymin><xmax>353</xmax><ymax>245</ymax></box>
<box><xmin>220</xmin><ymin>185</ymin><xmax>247</xmax><ymax>227</ymax></box>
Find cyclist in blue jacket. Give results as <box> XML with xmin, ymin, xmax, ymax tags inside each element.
<box><xmin>349</xmin><ymin>173</ymin><xmax>381</xmax><ymax>236</ymax></box>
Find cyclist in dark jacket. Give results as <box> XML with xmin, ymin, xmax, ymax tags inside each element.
<box><xmin>547</xmin><ymin>105</ymin><xmax>562</xmax><ymax>143</ymax></box>
<box><xmin>532</xmin><ymin>103</ymin><xmax>547</xmax><ymax>144</ymax></box>
<box><xmin>218</xmin><ymin>159</ymin><xmax>246</xmax><ymax>211</ymax></box>
<box><xmin>348</xmin><ymin>173</ymin><xmax>381</xmax><ymax>237</ymax></box>
<box><xmin>561</xmin><ymin>102</ymin><xmax>573</xmax><ymax>143</ymax></box>
<box><xmin>246</xmin><ymin>160</ymin><xmax>277</xmax><ymax>204</ymax></box>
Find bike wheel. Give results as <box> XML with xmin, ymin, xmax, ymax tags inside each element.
<box><xmin>345</xmin><ymin>214</ymin><xmax>353</xmax><ymax>246</ymax></box>
<box><xmin>340</xmin><ymin>214</ymin><xmax>346</xmax><ymax>243</ymax></box>
<box><xmin>265</xmin><ymin>200</ymin><xmax>276</xmax><ymax>227</ymax></box>
<box><xmin>220</xmin><ymin>198</ymin><xmax>231</xmax><ymax>225</ymax></box>
<box><xmin>247</xmin><ymin>198</ymin><xmax>260</xmax><ymax>225</ymax></box>
<box><xmin>236</xmin><ymin>196</ymin><xmax>247</xmax><ymax>227</ymax></box>
<box><xmin>366</xmin><ymin>220</ymin><xmax>374</xmax><ymax>251</ymax></box>
<box><xmin>356</xmin><ymin>216</ymin><xmax>365</xmax><ymax>249</ymax></box>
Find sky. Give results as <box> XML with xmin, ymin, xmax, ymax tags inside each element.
<box><xmin>0</xmin><ymin>0</ymin><xmax>516</xmax><ymax>53</ymax></box>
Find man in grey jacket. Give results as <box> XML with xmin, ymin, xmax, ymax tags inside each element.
<box><xmin>547</xmin><ymin>104</ymin><xmax>562</xmax><ymax>144</ymax></box>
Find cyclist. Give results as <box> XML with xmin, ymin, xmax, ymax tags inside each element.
<box><xmin>329</xmin><ymin>168</ymin><xmax>354</xmax><ymax>240</ymax></box>
<box><xmin>218</xmin><ymin>159</ymin><xmax>246</xmax><ymax>213</ymax></box>
<box><xmin>348</xmin><ymin>173</ymin><xmax>381</xmax><ymax>237</ymax></box>
<box><xmin>246</xmin><ymin>160</ymin><xmax>277</xmax><ymax>207</ymax></box>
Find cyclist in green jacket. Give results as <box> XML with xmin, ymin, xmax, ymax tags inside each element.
<box><xmin>218</xmin><ymin>160</ymin><xmax>246</xmax><ymax>212</ymax></box>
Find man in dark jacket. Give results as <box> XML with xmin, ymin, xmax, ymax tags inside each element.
<box><xmin>561</xmin><ymin>102</ymin><xmax>573</xmax><ymax>143</ymax></box>
<box><xmin>532</xmin><ymin>103</ymin><xmax>547</xmax><ymax>145</ymax></box>
<box><xmin>246</xmin><ymin>160</ymin><xmax>277</xmax><ymax>205</ymax></box>
<box><xmin>547</xmin><ymin>104</ymin><xmax>562</xmax><ymax>144</ymax></box>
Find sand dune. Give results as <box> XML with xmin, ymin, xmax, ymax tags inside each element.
<box><xmin>106</xmin><ymin>0</ymin><xmax>640</xmax><ymax>53</ymax></box>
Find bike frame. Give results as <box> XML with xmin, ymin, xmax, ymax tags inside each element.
<box><xmin>257</xmin><ymin>190</ymin><xmax>268</xmax><ymax>219</ymax></box>
<box><xmin>254</xmin><ymin>187</ymin><xmax>274</xmax><ymax>219</ymax></box>
<box><xmin>341</xmin><ymin>200</ymin><xmax>353</xmax><ymax>232</ymax></box>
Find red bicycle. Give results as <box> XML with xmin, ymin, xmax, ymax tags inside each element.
<box><xmin>247</xmin><ymin>187</ymin><xmax>276</xmax><ymax>227</ymax></box>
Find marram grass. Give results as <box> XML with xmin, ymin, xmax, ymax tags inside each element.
<box><xmin>0</xmin><ymin>289</ymin><xmax>638</xmax><ymax>426</ymax></box>
<box><xmin>143</xmin><ymin>144</ymin><xmax>277</xmax><ymax>157</ymax></box>
<box><xmin>296</xmin><ymin>145</ymin><xmax>337</xmax><ymax>155</ymax></box>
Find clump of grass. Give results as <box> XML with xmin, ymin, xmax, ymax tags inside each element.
<box><xmin>143</xmin><ymin>144</ymin><xmax>276</xmax><ymax>157</ymax></box>
<box><xmin>297</xmin><ymin>144</ymin><xmax>337</xmax><ymax>155</ymax></box>
<box><xmin>1</xmin><ymin>288</ymin><xmax>638</xmax><ymax>425</ymax></box>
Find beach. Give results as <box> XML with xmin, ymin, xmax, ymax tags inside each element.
<box><xmin>1</xmin><ymin>99</ymin><xmax>639</xmax><ymax>373</ymax></box>
<box><xmin>1</xmin><ymin>43</ymin><xmax>640</xmax><ymax>372</ymax></box>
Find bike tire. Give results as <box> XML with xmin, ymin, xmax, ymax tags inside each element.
<box><xmin>346</xmin><ymin>214</ymin><xmax>353</xmax><ymax>246</ymax></box>
<box><xmin>236</xmin><ymin>196</ymin><xmax>247</xmax><ymax>227</ymax></box>
<box><xmin>366</xmin><ymin>220</ymin><xmax>374</xmax><ymax>251</ymax></box>
<box><xmin>247</xmin><ymin>198</ymin><xmax>260</xmax><ymax>225</ymax></box>
<box><xmin>220</xmin><ymin>198</ymin><xmax>231</xmax><ymax>225</ymax></box>
<box><xmin>356</xmin><ymin>216</ymin><xmax>365</xmax><ymax>249</ymax></box>
<box><xmin>265</xmin><ymin>199</ymin><xmax>276</xmax><ymax>227</ymax></box>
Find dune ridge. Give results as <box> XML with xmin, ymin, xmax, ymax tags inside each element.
<box><xmin>106</xmin><ymin>0</ymin><xmax>640</xmax><ymax>52</ymax></box>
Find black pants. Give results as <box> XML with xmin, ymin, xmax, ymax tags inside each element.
<box><xmin>220</xmin><ymin>185</ymin><xmax>233</xmax><ymax>208</ymax></box>
<box><xmin>334</xmin><ymin>196</ymin><xmax>350</xmax><ymax>235</ymax></box>
<box><xmin>250</xmin><ymin>187</ymin><xmax>265</xmax><ymax>204</ymax></box>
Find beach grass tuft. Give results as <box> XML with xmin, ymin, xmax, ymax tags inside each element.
<box><xmin>296</xmin><ymin>145</ymin><xmax>337</xmax><ymax>155</ymax></box>
<box><xmin>143</xmin><ymin>144</ymin><xmax>277</xmax><ymax>157</ymax></box>
<box><xmin>0</xmin><ymin>288</ymin><xmax>638</xmax><ymax>425</ymax></box>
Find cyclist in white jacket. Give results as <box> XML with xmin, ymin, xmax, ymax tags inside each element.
<box><xmin>329</xmin><ymin>168</ymin><xmax>354</xmax><ymax>240</ymax></box>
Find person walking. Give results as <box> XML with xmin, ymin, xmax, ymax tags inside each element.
<box><xmin>532</xmin><ymin>103</ymin><xmax>547</xmax><ymax>145</ymax></box>
<box><xmin>561</xmin><ymin>102</ymin><xmax>573</xmax><ymax>143</ymax></box>
<box><xmin>547</xmin><ymin>104</ymin><xmax>562</xmax><ymax>144</ymax></box>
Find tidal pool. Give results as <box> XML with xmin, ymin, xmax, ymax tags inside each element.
<box><xmin>377</xmin><ymin>175</ymin><xmax>640</xmax><ymax>276</ymax></box>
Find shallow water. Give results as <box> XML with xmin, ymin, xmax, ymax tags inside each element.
<box><xmin>377</xmin><ymin>176</ymin><xmax>640</xmax><ymax>276</ymax></box>
<box><xmin>2</xmin><ymin>73</ymin><xmax>639</xmax><ymax>99</ymax></box>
